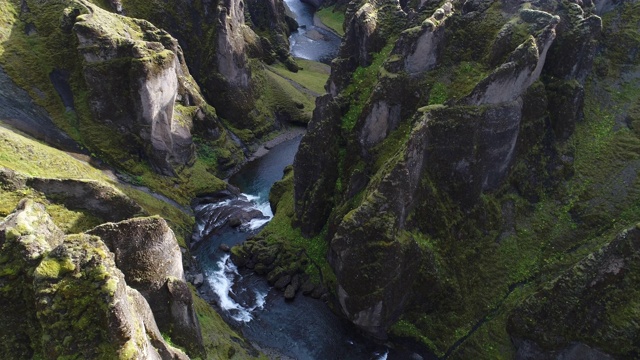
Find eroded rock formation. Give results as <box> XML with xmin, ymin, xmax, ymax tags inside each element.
<box><xmin>293</xmin><ymin>0</ymin><xmax>609</xmax><ymax>348</ymax></box>
<box><xmin>88</xmin><ymin>216</ymin><xmax>204</xmax><ymax>355</ymax></box>
<box><xmin>72</xmin><ymin>3</ymin><xmax>210</xmax><ymax>175</ymax></box>
<box><xmin>0</xmin><ymin>200</ymin><xmax>188</xmax><ymax>359</ymax></box>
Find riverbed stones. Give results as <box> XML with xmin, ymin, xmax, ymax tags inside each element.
<box><xmin>274</xmin><ymin>274</ymin><xmax>292</xmax><ymax>290</ymax></box>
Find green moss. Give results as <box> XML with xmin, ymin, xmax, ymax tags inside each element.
<box><xmin>260</xmin><ymin>65</ymin><xmax>316</xmax><ymax>125</ymax></box>
<box><xmin>34</xmin><ymin>257</ymin><xmax>75</xmax><ymax>280</ymax></box>
<box><xmin>266</xmin><ymin>58</ymin><xmax>331</xmax><ymax>95</ymax></box>
<box><xmin>191</xmin><ymin>287</ymin><xmax>259</xmax><ymax>359</ymax></box>
<box><xmin>341</xmin><ymin>41</ymin><xmax>396</xmax><ymax>132</ymax></box>
<box><xmin>45</xmin><ymin>203</ymin><xmax>104</xmax><ymax>234</ymax></box>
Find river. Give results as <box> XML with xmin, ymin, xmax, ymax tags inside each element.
<box><xmin>193</xmin><ymin>136</ymin><xmax>392</xmax><ymax>359</ymax></box>
<box><xmin>192</xmin><ymin>2</ymin><xmax>423</xmax><ymax>359</ymax></box>
<box><xmin>284</xmin><ymin>0</ymin><xmax>341</xmax><ymax>64</ymax></box>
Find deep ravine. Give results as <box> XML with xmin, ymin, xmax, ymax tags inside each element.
<box><xmin>191</xmin><ymin>1</ymin><xmax>407</xmax><ymax>359</ymax></box>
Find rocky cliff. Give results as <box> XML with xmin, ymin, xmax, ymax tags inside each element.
<box><xmin>119</xmin><ymin>0</ymin><xmax>310</xmax><ymax>136</ymax></box>
<box><xmin>0</xmin><ymin>0</ymin><xmax>316</xmax><ymax>205</ymax></box>
<box><xmin>286</xmin><ymin>0</ymin><xmax>640</xmax><ymax>357</ymax></box>
<box><xmin>0</xmin><ymin>126</ymin><xmax>259</xmax><ymax>359</ymax></box>
<box><xmin>0</xmin><ymin>200</ymin><xmax>189</xmax><ymax>359</ymax></box>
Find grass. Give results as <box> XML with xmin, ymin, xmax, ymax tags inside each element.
<box><xmin>261</xmin><ymin>66</ymin><xmax>316</xmax><ymax>125</ymax></box>
<box><xmin>0</xmin><ymin>126</ymin><xmax>195</xmax><ymax>246</ymax></box>
<box><xmin>191</xmin><ymin>287</ymin><xmax>261</xmax><ymax>360</ymax></box>
<box><xmin>0</xmin><ymin>127</ymin><xmax>109</xmax><ymax>181</ymax></box>
<box><xmin>315</xmin><ymin>6</ymin><xmax>345</xmax><ymax>36</ymax></box>
<box><xmin>267</xmin><ymin>58</ymin><xmax>330</xmax><ymax>95</ymax></box>
<box><xmin>341</xmin><ymin>41</ymin><xmax>396</xmax><ymax>132</ymax></box>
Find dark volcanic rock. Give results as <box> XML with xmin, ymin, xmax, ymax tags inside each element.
<box><xmin>192</xmin><ymin>194</ymin><xmax>268</xmax><ymax>248</ymax></box>
<box><xmin>293</xmin><ymin>95</ymin><xmax>341</xmax><ymax>236</ymax></box>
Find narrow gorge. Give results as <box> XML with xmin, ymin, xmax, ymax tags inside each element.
<box><xmin>1</xmin><ymin>0</ymin><xmax>639</xmax><ymax>359</ymax></box>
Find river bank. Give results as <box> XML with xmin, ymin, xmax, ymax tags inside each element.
<box><xmin>247</xmin><ymin>127</ymin><xmax>306</xmax><ymax>162</ymax></box>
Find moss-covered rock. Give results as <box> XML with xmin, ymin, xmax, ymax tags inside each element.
<box><xmin>508</xmin><ymin>224</ymin><xmax>640</xmax><ymax>358</ymax></box>
<box><xmin>0</xmin><ymin>200</ymin><xmax>187</xmax><ymax>359</ymax></box>
<box><xmin>0</xmin><ymin>199</ymin><xmax>64</xmax><ymax>358</ymax></box>
<box><xmin>88</xmin><ymin>216</ymin><xmax>204</xmax><ymax>356</ymax></box>
<box><xmin>284</xmin><ymin>0</ymin><xmax>640</xmax><ymax>356</ymax></box>
<box><xmin>34</xmin><ymin>233</ymin><xmax>188</xmax><ymax>359</ymax></box>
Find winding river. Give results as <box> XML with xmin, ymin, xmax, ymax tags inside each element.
<box><xmin>193</xmin><ymin>2</ymin><xmax>423</xmax><ymax>359</ymax></box>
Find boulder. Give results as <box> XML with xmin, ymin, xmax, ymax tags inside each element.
<box><xmin>33</xmin><ymin>234</ymin><xmax>188</xmax><ymax>359</ymax></box>
<box><xmin>88</xmin><ymin>216</ymin><xmax>204</xmax><ymax>356</ymax></box>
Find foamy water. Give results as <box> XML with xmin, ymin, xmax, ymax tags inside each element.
<box><xmin>208</xmin><ymin>254</ymin><xmax>268</xmax><ymax>322</ymax></box>
<box><xmin>243</xmin><ymin>194</ymin><xmax>274</xmax><ymax>231</ymax></box>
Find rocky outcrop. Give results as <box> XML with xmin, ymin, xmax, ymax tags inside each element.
<box><xmin>293</xmin><ymin>95</ymin><xmax>341</xmax><ymax>236</ymax></box>
<box><xmin>508</xmin><ymin>224</ymin><xmax>640</xmax><ymax>358</ymax></box>
<box><xmin>26</xmin><ymin>178</ymin><xmax>146</xmax><ymax>222</ymax></box>
<box><xmin>245</xmin><ymin>0</ymin><xmax>298</xmax><ymax>69</ymax></box>
<box><xmin>71</xmin><ymin>3</ymin><xmax>210</xmax><ymax>175</ymax></box>
<box><xmin>216</xmin><ymin>0</ymin><xmax>251</xmax><ymax>89</ymax></box>
<box><xmin>0</xmin><ymin>200</ymin><xmax>187</xmax><ymax>359</ymax></box>
<box><xmin>34</xmin><ymin>234</ymin><xmax>188</xmax><ymax>359</ymax></box>
<box><xmin>292</xmin><ymin>0</ymin><xmax>607</xmax><ymax>344</ymax></box>
<box><xmin>119</xmin><ymin>0</ymin><xmax>307</xmax><ymax>137</ymax></box>
<box><xmin>328</xmin><ymin>1</ymin><xmax>401</xmax><ymax>96</ymax></box>
<box><xmin>0</xmin><ymin>170</ymin><xmax>146</xmax><ymax>222</ymax></box>
<box><xmin>387</xmin><ymin>0</ymin><xmax>455</xmax><ymax>76</ymax></box>
<box><xmin>0</xmin><ymin>200</ymin><xmax>64</xmax><ymax>358</ymax></box>
<box><xmin>88</xmin><ymin>216</ymin><xmax>204</xmax><ymax>356</ymax></box>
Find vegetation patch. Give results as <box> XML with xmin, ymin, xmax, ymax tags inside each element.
<box><xmin>191</xmin><ymin>287</ymin><xmax>260</xmax><ymax>360</ymax></box>
<box><xmin>267</xmin><ymin>58</ymin><xmax>331</xmax><ymax>95</ymax></box>
<box><xmin>316</xmin><ymin>5</ymin><xmax>345</xmax><ymax>36</ymax></box>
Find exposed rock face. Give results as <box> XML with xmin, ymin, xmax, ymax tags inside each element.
<box><xmin>293</xmin><ymin>95</ymin><xmax>341</xmax><ymax>236</ymax></box>
<box><xmin>0</xmin><ymin>200</ymin><xmax>64</xmax><ymax>358</ymax></box>
<box><xmin>34</xmin><ymin>234</ymin><xmax>188</xmax><ymax>360</ymax></box>
<box><xmin>388</xmin><ymin>0</ymin><xmax>455</xmax><ymax>76</ymax></box>
<box><xmin>293</xmin><ymin>0</ymin><xmax>606</xmax><ymax>342</ymax></box>
<box><xmin>88</xmin><ymin>216</ymin><xmax>204</xmax><ymax>355</ymax></box>
<box><xmin>245</xmin><ymin>0</ymin><xmax>298</xmax><ymax>69</ymax></box>
<box><xmin>359</xmin><ymin>101</ymin><xmax>402</xmax><ymax>148</ymax></box>
<box><xmin>72</xmin><ymin>4</ymin><xmax>204</xmax><ymax>175</ymax></box>
<box><xmin>217</xmin><ymin>0</ymin><xmax>251</xmax><ymax>89</ymax></box>
<box><xmin>119</xmin><ymin>0</ymin><xmax>305</xmax><ymax>136</ymax></box>
<box><xmin>328</xmin><ymin>0</ymin><xmax>398</xmax><ymax>96</ymax></box>
<box><xmin>0</xmin><ymin>200</ymin><xmax>186</xmax><ymax>359</ymax></box>
<box><xmin>508</xmin><ymin>224</ymin><xmax>640</xmax><ymax>358</ymax></box>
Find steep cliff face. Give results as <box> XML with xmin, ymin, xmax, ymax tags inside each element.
<box><xmin>508</xmin><ymin>224</ymin><xmax>640</xmax><ymax>359</ymax></box>
<box><xmin>71</xmin><ymin>2</ymin><xmax>222</xmax><ymax>175</ymax></box>
<box><xmin>119</xmin><ymin>0</ymin><xmax>310</xmax><ymax>137</ymax></box>
<box><xmin>0</xmin><ymin>200</ymin><xmax>187</xmax><ymax>359</ymax></box>
<box><xmin>289</xmin><ymin>0</ymin><xmax>639</xmax><ymax>356</ymax></box>
<box><xmin>1</xmin><ymin>0</ymin><xmax>244</xmax><ymax>195</ymax></box>
<box><xmin>88</xmin><ymin>216</ymin><xmax>204</xmax><ymax>356</ymax></box>
<box><xmin>0</xmin><ymin>128</ymin><xmax>260</xmax><ymax>359</ymax></box>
